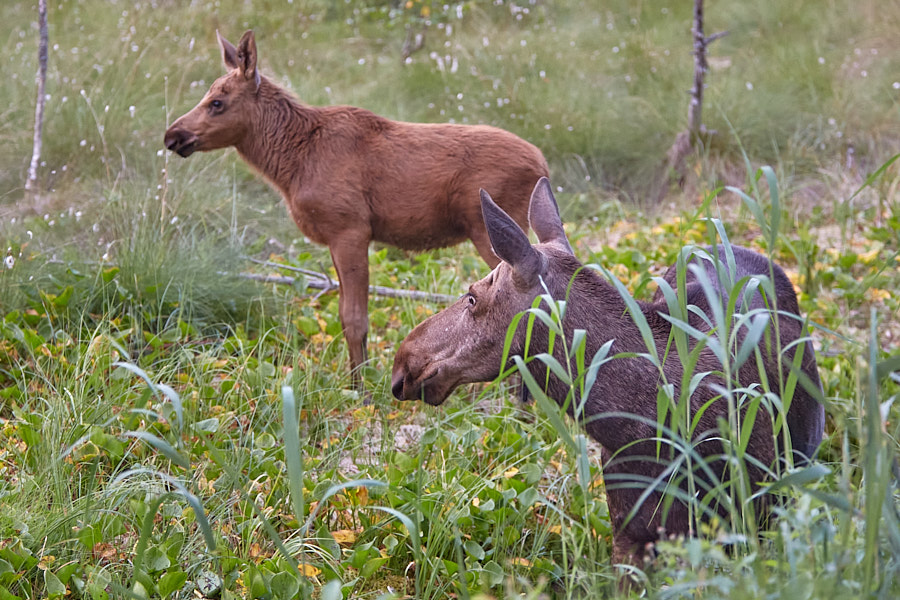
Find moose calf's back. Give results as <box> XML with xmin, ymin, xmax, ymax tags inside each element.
<box><xmin>292</xmin><ymin>111</ymin><xmax>547</xmax><ymax>252</ymax></box>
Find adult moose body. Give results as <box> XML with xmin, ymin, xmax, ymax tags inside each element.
<box><xmin>392</xmin><ymin>177</ymin><xmax>825</xmax><ymax>564</ymax></box>
<box><xmin>164</xmin><ymin>30</ymin><xmax>548</xmax><ymax>386</ymax></box>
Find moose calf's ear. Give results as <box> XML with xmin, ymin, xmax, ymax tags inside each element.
<box><xmin>218</xmin><ymin>30</ymin><xmax>239</xmax><ymax>70</ymax></box>
<box><xmin>237</xmin><ymin>30</ymin><xmax>261</xmax><ymax>89</ymax></box>
<box><xmin>528</xmin><ymin>177</ymin><xmax>573</xmax><ymax>255</ymax></box>
<box><xmin>480</xmin><ymin>189</ymin><xmax>543</xmax><ymax>289</ymax></box>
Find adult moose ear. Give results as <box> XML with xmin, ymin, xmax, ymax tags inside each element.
<box><xmin>236</xmin><ymin>30</ymin><xmax>261</xmax><ymax>90</ymax></box>
<box><xmin>480</xmin><ymin>189</ymin><xmax>544</xmax><ymax>289</ymax></box>
<box><xmin>528</xmin><ymin>177</ymin><xmax>573</xmax><ymax>255</ymax></box>
<box><xmin>218</xmin><ymin>31</ymin><xmax>239</xmax><ymax>71</ymax></box>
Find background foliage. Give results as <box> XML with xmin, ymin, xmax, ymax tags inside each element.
<box><xmin>0</xmin><ymin>0</ymin><xmax>898</xmax><ymax>598</ymax></box>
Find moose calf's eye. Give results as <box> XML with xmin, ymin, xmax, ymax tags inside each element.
<box><xmin>210</xmin><ymin>99</ymin><xmax>223</xmax><ymax>110</ymax></box>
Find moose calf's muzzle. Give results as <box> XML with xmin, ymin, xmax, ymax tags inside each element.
<box><xmin>163</xmin><ymin>127</ymin><xmax>199</xmax><ymax>158</ymax></box>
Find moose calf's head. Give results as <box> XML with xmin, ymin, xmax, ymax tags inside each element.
<box><xmin>164</xmin><ymin>30</ymin><xmax>262</xmax><ymax>158</ymax></box>
<box><xmin>392</xmin><ymin>177</ymin><xmax>573</xmax><ymax>405</ymax></box>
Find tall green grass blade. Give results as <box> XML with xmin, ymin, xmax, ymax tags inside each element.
<box><xmin>122</xmin><ymin>431</ymin><xmax>189</xmax><ymax>469</ymax></box>
<box><xmin>371</xmin><ymin>506</ymin><xmax>424</xmax><ymax>596</ymax></box>
<box><xmin>760</xmin><ymin>166</ymin><xmax>781</xmax><ymax>251</ymax></box>
<box><xmin>657</xmin><ymin>312</ymin><xmax>724</xmax><ymax>365</ymax></box>
<box><xmin>594</xmin><ymin>263</ymin><xmax>660</xmax><ymax>366</ymax></box>
<box><xmin>303</xmin><ymin>480</ymin><xmax>388</xmax><ymax>536</ymax></box>
<box><xmin>282</xmin><ymin>386</ymin><xmax>306</xmax><ymax>537</ymax></box>
<box><xmin>733</xmin><ymin>313</ymin><xmax>771</xmax><ymax>371</ymax></box>
<box><xmin>531</xmin><ymin>353</ymin><xmax>573</xmax><ymax>386</ymax></box>
<box><xmin>132</xmin><ymin>494</ymin><xmax>168</xmax><ymax>577</ymax></box>
<box><xmin>154</xmin><ymin>383</ymin><xmax>184</xmax><ymax>433</ymax></box>
<box><xmin>847</xmin><ymin>152</ymin><xmax>900</xmax><ymax>202</ymax></box>
<box><xmin>110</xmin><ymin>468</ymin><xmax>216</xmax><ymax>551</ymax></box>
<box><xmin>862</xmin><ymin>308</ymin><xmax>885</xmax><ymax>592</ymax></box>
<box><xmin>513</xmin><ymin>355</ymin><xmax>577</xmax><ymax>451</ymax></box>
<box><xmin>113</xmin><ymin>361</ymin><xmax>184</xmax><ymax>433</ymax></box>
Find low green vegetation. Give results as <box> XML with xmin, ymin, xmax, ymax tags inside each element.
<box><xmin>1</xmin><ymin>1</ymin><xmax>899</xmax><ymax>598</ymax></box>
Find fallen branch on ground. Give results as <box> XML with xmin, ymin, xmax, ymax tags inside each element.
<box><xmin>238</xmin><ymin>268</ymin><xmax>457</xmax><ymax>304</ymax></box>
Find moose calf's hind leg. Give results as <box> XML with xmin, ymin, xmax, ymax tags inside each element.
<box><xmin>468</xmin><ymin>226</ymin><xmax>502</xmax><ymax>268</ymax></box>
<box><xmin>328</xmin><ymin>235</ymin><xmax>371</xmax><ymax>392</ymax></box>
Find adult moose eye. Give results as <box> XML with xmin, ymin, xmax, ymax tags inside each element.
<box><xmin>466</xmin><ymin>294</ymin><xmax>476</xmax><ymax>309</ymax></box>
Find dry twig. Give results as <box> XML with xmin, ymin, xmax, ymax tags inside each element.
<box><xmin>239</xmin><ymin>260</ymin><xmax>457</xmax><ymax>304</ymax></box>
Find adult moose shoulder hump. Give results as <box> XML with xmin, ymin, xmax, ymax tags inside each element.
<box><xmin>393</xmin><ymin>177</ymin><xmax>825</xmax><ymax>566</ymax></box>
<box><xmin>164</xmin><ymin>30</ymin><xmax>548</xmax><ymax>389</ymax></box>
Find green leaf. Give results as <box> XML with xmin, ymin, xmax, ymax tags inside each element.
<box><xmin>54</xmin><ymin>561</ymin><xmax>79</xmax><ymax>585</ymax></box>
<box><xmin>296</xmin><ymin>316</ymin><xmax>319</xmax><ymax>337</ymax></box>
<box><xmin>320</xmin><ymin>579</ymin><xmax>342</xmax><ymax>600</ymax></box>
<box><xmin>360</xmin><ymin>556</ymin><xmax>388</xmax><ymax>579</ymax></box>
<box><xmin>101</xmin><ymin>266</ymin><xmax>120</xmax><ymax>283</ymax></box>
<box><xmin>192</xmin><ymin>418</ymin><xmax>220</xmax><ymax>433</ymax></box>
<box><xmin>442</xmin><ymin>558</ymin><xmax>459</xmax><ymax>576</ymax></box>
<box><xmin>44</xmin><ymin>570</ymin><xmax>66</xmax><ymax>599</ymax></box>
<box><xmin>464</xmin><ymin>540</ymin><xmax>485</xmax><ymax>561</ymax></box>
<box><xmin>766</xmin><ymin>464</ymin><xmax>831</xmax><ymax>495</ymax></box>
<box><xmin>481</xmin><ymin>560</ymin><xmax>505</xmax><ymax>588</ymax></box>
<box><xmin>77</xmin><ymin>525</ymin><xmax>103</xmax><ymax>550</ymax></box>
<box><xmin>0</xmin><ymin>584</ymin><xmax>21</xmax><ymax>600</ymax></box>
<box><xmin>157</xmin><ymin>571</ymin><xmax>189</xmax><ymax>598</ymax></box>
<box><xmin>270</xmin><ymin>571</ymin><xmax>300</xmax><ymax>600</ymax></box>
<box><xmin>517</xmin><ymin>486</ymin><xmax>539</xmax><ymax>509</ymax></box>
<box><xmin>144</xmin><ymin>546</ymin><xmax>171</xmax><ymax>573</ymax></box>
<box><xmin>131</xmin><ymin>580</ymin><xmax>150</xmax><ymax>600</ymax></box>
<box><xmin>255</xmin><ymin>432</ymin><xmax>277</xmax><ymax>449</ymax></box>
<box><xmin>247</xmin><ymin>566</ymin><xmax>268</xmax><ymax>599</ymax></box>
<box><xmin>315</xmin><ymin>524</ymin><xmax>341</xmax><ymax>561</ymax></box>
<box><xmin>0</xmin><ymin>541</ymin><xmax>35</xmax><ymax>571</ymax></box>
<box><xmin>91</xmin><ymin>430</ymin><xmax>126</xmax><ymax>463</ymax></box>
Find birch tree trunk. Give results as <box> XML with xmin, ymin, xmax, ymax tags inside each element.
<box><xmin>25</xmin><ymin>0</ymin><xmax>49</xmax><ymax>194</ymax></box>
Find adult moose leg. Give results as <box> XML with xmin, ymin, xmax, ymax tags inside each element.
<box><xmin>327</xmin><ymin>231</ymin><xmax>372</xmax><ymax>391</ymax></box>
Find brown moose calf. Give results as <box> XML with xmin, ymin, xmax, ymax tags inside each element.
<box><xmin>392</xmin><ymin>177</ymin><xmax>825</xmax><ymax>565</ymax></box>
<box><xmin>164</xmin><ymin>30</ymin><xmax>548</xmax><ymax>386</ymax></box>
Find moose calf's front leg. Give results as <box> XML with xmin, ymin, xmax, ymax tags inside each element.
<box><xmin>328</xmin><ymin>235</ymin><xmax>371</xmax><ymax>391</ymax></box>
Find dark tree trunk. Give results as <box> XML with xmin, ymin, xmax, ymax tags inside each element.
<box><xmin>653</xmin><ymin>0</ymin><xmax>727</xmax><ymax>203</ymax></box>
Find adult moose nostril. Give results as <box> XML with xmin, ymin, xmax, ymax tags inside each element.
<box><xmin>390</xmin><ymin>372</ymin><xmax>405</xmax><ymax>400</ymax></box>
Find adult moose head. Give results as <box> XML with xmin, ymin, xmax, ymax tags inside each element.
<box><xmin>164</xmin><ymin>30</ymin><xmax>548</xmax><ymax>389</ymax></box>
<box><xmin>392</xmin><ymin>177</ymin><xmax>825</xmax><ymax>565</ymax></box>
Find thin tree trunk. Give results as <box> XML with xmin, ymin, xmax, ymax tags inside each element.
<box><xmin>25</xmin><ymin>0</ymin><xmax>49</xmax><ymax>193</ymax></box>
<box><xmin>687</xmin><ymin>0</ymin><xmax>707</xmax><ymax>139</ymax></box>
<box><xmin>653</xmin><ymin>0</ymin><xmax>726</xmax><ymax>203</ymax></box>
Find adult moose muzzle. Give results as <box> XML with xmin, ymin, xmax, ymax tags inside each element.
<box><xmin>392</xmin><ymin>177</ymin><xmax>825</xmax><ymax>565</ymax></box>
<box><xmin>164</xmin><ymin>30</ymin><xmax>548</xmax><ymax>390</ymax></box>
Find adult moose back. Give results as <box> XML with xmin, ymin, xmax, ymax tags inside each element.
<box><xmin>392</xmin><ymin>177</ymin><xmax>825</xmax><ymax>565</ymax></box>
<box><xmin>164</xmin><ymin>30</ymin><xmax>548</xmax><ymax>386</ymax></box>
